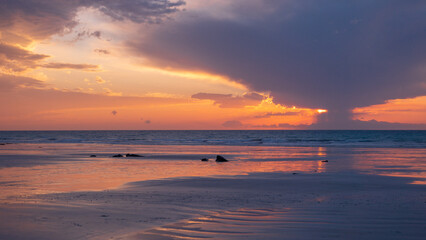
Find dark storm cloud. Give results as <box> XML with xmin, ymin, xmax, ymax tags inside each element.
<box><xmin>129</xmin><ymin>0</ymin><xmax>426</xmax><ymax>127</ymax></box>
<box><xmin>0</xmin><ymin>0</ymin><xmax>185</xmax><ymax>40</ymax></box>
<box><xmin>89</xmin><ymin>0</ymin><xmax>186</xmax><ymax>24</ymax></box>
<box><xmin>0</xmin><ymin>0</ymin><xmax>79</xmax><ymax>41</ymax></box>
<box><xmin>192</xmin><ymin>92</ymin><xmax>264</xmax><ymax>108</ymax></box>
<box><xmin>0</xmin><ymin>0</ymin><xmax>185</xmax><ymax>72</ymax></box>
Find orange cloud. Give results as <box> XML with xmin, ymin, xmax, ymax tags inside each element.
<box><xmin>0</xmin><ymin>43</ymin><xmax>49</xmax><ymax>72</ymax></box>
<box><xmin>353</xmin><ymin>96</ymin><xmax>426</xmax><ymax>124</ymax></box>
<box><xmin>95</xmin><ymin>76</ymin><xmax>106</xmax><ymax>84</ymax></box>
<box><xmin>0</xmin><ymin>75</ymin><xmax>327</xmax><ymax>130</ymax></box>
<box><xmin>0</xmin><ymin>43</ymin><xmax>100</xmax><ymax>73</ymax></box>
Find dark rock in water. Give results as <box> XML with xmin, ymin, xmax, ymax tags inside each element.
<box><xmin>292</xmin><ymin>172</ymin><xmax>298</xmax><ymax>175</ymax></box>
<box><xmin>112</xmin><ymin>154</ymin><xmax>123</xmax><ymax>158</ymax></box>
<box><xmin>216</xmin><ymin>155</ymin><xmax>228</xmax><ymax>162</ymax></box>
<box><xmin>0</xmin><ymin>143</ymin><xmax>5</xmax><ymax>145</ymax></box>
<box><xmin>322</xmin><ymin>160</ymin><xmax>329</xmax><ymax>162</ymax></box>
<box><xmin>126</xmin><ymin>153</ymin><xmax>143</xmax><ymax>157</ymax></box>
<box><xmin>90</xmin><ymin>155</ymin><xmax>97</xmax><ymax>157</ymax></box>
<box><xmin>201</xmin><ymin>158</ymin><xmax>209</xmax><ymax>161</ymax></box>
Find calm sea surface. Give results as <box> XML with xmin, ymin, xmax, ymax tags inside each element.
<box><xmin>0</xmin><ymin>130</ymin><xmax>425</xmax><ymax>148</ymax></box>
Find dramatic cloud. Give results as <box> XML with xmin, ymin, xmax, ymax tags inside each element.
<box><xmin>192</xmin><ymin>92</ymin><xmax>265</xmax><ymax>108</ymax></box>
<box><xmin>89</xmin><ymin>0</ymin><xmax>185</xmax><ymax>24</ymax></box>
<box><xmin>1</xmin><ymin>0</ymin><xmax>424</xmax><ymax>130</ymax></box>
<box><xmin>129</xmin><ymin>0</ymin><xmax>426</xmax><ymax>127</ymax></box>
<box><xmin>0</xmin><ymin>0</ymin><xmax>185</xmax><ymax>42</ymax></box>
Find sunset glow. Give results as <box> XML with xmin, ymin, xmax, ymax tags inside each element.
<box><xmin>353</xmin><ymin>96</ymin><xmax>426</xmax><ymax>125</ymax></box>
<box><xmin>0</xmin><ymin>1</ymin><xmax>425</xmax><ymax>130</ymax></box>
<box><xmin>0</xmin><ymin>2</ymin><xmax>425</xmax><ymax>239</ymax></box>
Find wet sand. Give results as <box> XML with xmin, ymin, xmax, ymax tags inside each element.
<box><xmin>0</xmin><ymin>144</ymin><xmax>425</xmax><ymax>239</ymax></box>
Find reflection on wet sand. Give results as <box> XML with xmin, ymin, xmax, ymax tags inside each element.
<box><xmin>1</xmin><ymin>143</ymin><xmax>425</xmax><ymax>204</ymax></box>
<box><xmin>0</xmin><ymin>142</ymin><xmax>424</xmax><ymax>240</ymax></box>
<box><xmin>0</xmin><ymin>144</ymin><xmax>329</xmax><ymax>201</ymax></box>
<box><xmin>0</xmin><ymin>159</ymin><xmax>326</xmax><ymax>201</ymax></box>
<box><xmin>352</xmin><ymin>148</ymin><xmax>426</xmax><ymax>184</ymax></box>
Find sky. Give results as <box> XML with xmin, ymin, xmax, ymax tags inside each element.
<box><xmin>0</xmin><ymin>0</ymin><xmax>425</xmax><ymax>130</ymax></box>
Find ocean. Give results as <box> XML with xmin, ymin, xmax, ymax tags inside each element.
<box><xmin>1</xmin><ymin>130</ymin><xmax>425</xmax><ymax>239</ymax></box>
<box><xmin>0</xmin><ymin>130</ymin><xmax>425</xmax><ymax>148</ymax></box>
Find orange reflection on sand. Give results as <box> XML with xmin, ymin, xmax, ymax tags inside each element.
<box><xmin>317</xmin><ymin>147</ymin><xmax>326</xmax><ymax>156</ymax></box>
<box><xmin>352</xmin><ymin>148</ymin><xmax>426</xmax><ymax>184</ymax></box>
<box><xmin>0</xmin><ymin>144</ymin><xmax>328</xmax><ymax>201</ymax></box>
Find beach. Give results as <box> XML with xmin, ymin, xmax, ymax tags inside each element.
<box><xmin>1</xmin><ymin>0</ymin><xmax>424</xmax><ymax>238</ymax></box>
<box><xmin>1</xmin><ymin>0</ymin><xmax>425</xmax><ymax>238</ymax></box>
<box><xmin>0</xmin><ymin>138</ymin><xmax>425</xmax><ymax>239</ymax></box>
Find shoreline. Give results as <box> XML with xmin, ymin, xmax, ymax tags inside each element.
<box><xmin>0</xmin><ymin>143</ymin><xmax>425</xmax><ymax>239</ymax></box>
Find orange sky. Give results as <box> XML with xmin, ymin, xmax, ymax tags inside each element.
<box><xmin>353</xmin><ymin>96</ymin><xmax>426</xmax><ymax>125</ymax></box>
<box><xmin>0</xmin><ymin>1</ymin><xmax>425</xmax><ymax>130</ymax></box>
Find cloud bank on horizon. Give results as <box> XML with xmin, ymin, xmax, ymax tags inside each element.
<box><xmin>0</xmin><ymin>0</ymin><xmax>425</xmax><ymax>129</ymax></box>
<box><xmin>128</xmin><ymin>0</ymin><xmax>426</xmax><ymax>128</ymax></box>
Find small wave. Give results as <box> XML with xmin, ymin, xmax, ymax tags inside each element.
<box><xmin>0</xmin><ymin>130</ymin><xmax>425</xmax><ymax>148</ymax></box>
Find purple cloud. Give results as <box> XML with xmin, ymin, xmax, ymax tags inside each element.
<box><xmin>128</xmin><ymin>0</ymin><xmax>426</xmax><ymax>128</ymax></box>
<box><xmin>41</xmin><ymin>63</ymin><xmax>100</xmax><ymax>71</ymax></box>
<box><xmin>0</xmin><ymin>0</ymin><xmax>186</xmax><ymax>41</ymax></box>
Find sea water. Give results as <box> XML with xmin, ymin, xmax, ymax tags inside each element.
<box><xmin>0</xmin><ymin>130</ymin><xmax>425</xmax><ymax>148</ymax></box>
